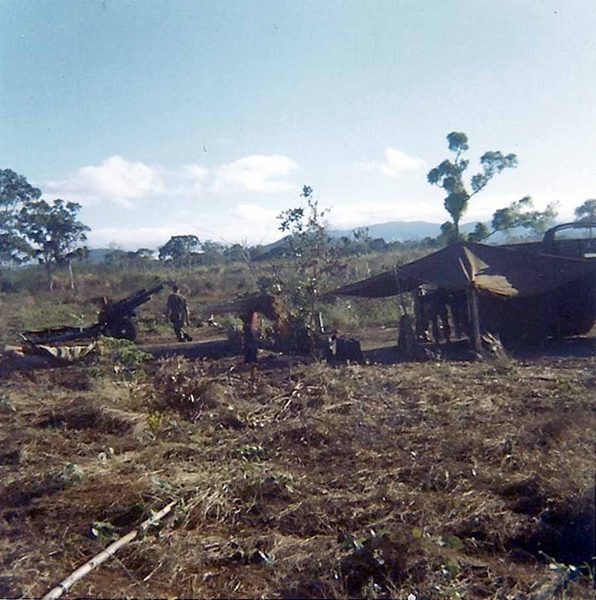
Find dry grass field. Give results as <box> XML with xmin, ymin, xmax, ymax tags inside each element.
<box><xmin>1</xmin><ymin>324</ymin><xmax>594</xmax><ymax>598</ymax></box>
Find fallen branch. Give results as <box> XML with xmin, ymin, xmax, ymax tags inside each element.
<box><xmin>42</xmin><ymin>501</ymin><xmax>176</xmax><ymax>600</ymax></box>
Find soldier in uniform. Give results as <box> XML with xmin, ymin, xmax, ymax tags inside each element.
<box><xmin>165</xmin><ymin>284</ymin><xmax>191</xmax><ymax>342</ymax></box>
<box><xmin>414</xmin><ymin>285</ymin><xmax>451</xmax><ymax>344</ymax></box>
<box><xmin>414</xmin><ymin>286</ymin><xmax>432</xmax><ymax>341</ymax></box>
<box><xmin>429</xmin><ymin>287</ymin><xmax>451</xmax><ymax>344</ymax></box>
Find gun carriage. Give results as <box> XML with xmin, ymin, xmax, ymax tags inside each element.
<box><xmin>19</xmin><ymin>282</ymin><xmax>164</xmax><ymax>345</ymax></box>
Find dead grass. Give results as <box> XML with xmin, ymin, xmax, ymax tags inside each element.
<box><xmin>1</xmin><ymin>343</ymin><xmax>595</xmax><ymax>598</ymax></box>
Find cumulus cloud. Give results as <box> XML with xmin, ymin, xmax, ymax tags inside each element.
<box><xmin>358</xmin><ymin>147</ymin><xmax>426</xmax><ymax>178</ymax></box>
<box><xmin>87</xmin><ymin>226</ymin><xmax>180</xmax><ymax>250</ymax></box>
<box><xmin>40</xmin><ymin>153</ymin><xmax>302</xmax><ymax>248</ymax></box>
<box><xmin>42</xmin><ymin>153</ymin><xmax>299</xmax><ymax>209</ymax></box>
<box><xmin>232</xmin><ymin>204</ymin><xmax>280</xmax><ymax>223</ymax></box>
<box><xmin>211</xmin><ymin>154</ymin><xmax>300</xmax><ymax>193</ymax></box>
<box><xmin>179</xmin><ymin>163</ymin><xmax>209</xmax><ymax>195</ymax></box>
<box><xmin>43</xmin><ymin>155</ymin><xmax>165</xmax><ymax>208</ymax></box>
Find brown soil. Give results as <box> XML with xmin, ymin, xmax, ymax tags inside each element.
<box><xmin>0</xmin><ymin>332</ymin><xmax>594</xmax><ymax>599</ymax></box>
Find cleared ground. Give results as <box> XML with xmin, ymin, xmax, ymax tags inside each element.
<box><xmin>0</xmin><ymin>330</ymin><xmax>594</xmax><ymax>598</ymax></box>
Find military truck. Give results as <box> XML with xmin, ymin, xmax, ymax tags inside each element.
<box><xmin>498</xmin><ymin>222</ymin><xmax>596</xmax><ymax>339</ymax></box>
<box><xmin>503</xmin><ymin>221</ymin><xmax>596</xmax><ymax>259</ymax></box>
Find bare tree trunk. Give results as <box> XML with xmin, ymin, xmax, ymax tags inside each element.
<box><xmin>67</xmin><ymin>259</ymin><xmax>75</xmax><ymax>290</ymax></box>
<box><xmin>467</xmin><ymin>284</ymin><xmax>481</xmax><ymax>352</ymax></box>
<box><xmin>46</xmin><ymin>262</ymin><xmax>54</xmax><ymax>291</ymax></box>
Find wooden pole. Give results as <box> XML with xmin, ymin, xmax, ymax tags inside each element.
<box><xmin>42</xmin><ymin>501</ymin><xmax>176</xmax><ymax>600</ymax></box>
<box><xmin>467</xmin><ymin>284</ymin><xmax>481</xmax><ymax>353</ymax></box>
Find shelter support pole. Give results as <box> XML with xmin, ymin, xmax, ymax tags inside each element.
<box><xmin>467</xmin><ymin>284</ymin><xmax>481</xmax><ymax>353</ymax></box>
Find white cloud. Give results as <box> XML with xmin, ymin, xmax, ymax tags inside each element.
<box><xmin>223</xmin><ymin>204</ymin><xmax>281</xmax><ymax>242</ymax></box>
<box><xmin>179</xmin><ymin>163</ymin><xmax>209</xmax><ymax>195</ymax></box>
<box><xmin>43</xmin><ymin>155</ymin><xmax>164</xmax><ymax>208</ymax></box>
<box><xmin>79</xmin><ymin>156</ymin><xmax>163</xmax><ymax>198</ymax></box>
<box><xmin>211</xmin><ymin>154</ymin><xmax>300</xmax><ymax>193</ymax></box>
<box><xmin>232</xmin><ymin>203</ymin><xmax>280</xmax><ymax>223</ymax></box>
<box><xmin>87</xmin><ymin>209</ymin><xmax>282</xmax><ymax>249</ymax></box>
<box><xmin>87</xmin><ymin>226</ymin><xmax>179</xmax><ymax>250</ymax></box>
<box><xmin>41</xmin><ymin>153</ymin><xmax>299</xmax><ymax>210</ymax></box>
<box><xmin>357</xmin><ymin>147</ymin><xmax>426</xmax><ymax>178</ymax></box>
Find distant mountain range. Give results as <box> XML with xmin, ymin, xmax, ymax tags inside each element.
<box><xmin>85</xmin><ymin>220</ymin><xmax>511</xmax><ymax>262</ymax></box>
<box><xmin>328</xmin><ymin>220</ymin><xmax>448</xmax><ymax>242</ymax></box>
<box><xmin>261</xmin><ymin>220</ymin><xmax>466</xmax><ymax>252</ymax></box>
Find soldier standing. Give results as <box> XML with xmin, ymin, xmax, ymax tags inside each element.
<box><xmin>166</xmin><ymin>284</ymin><xmax>191</xmax><ymax>342</ymax></box>
<box><xmin>414</xmin><ymin>286</ymin><xmax>431</xmax><ymax>341</ymax></box>
<box><xmin>429</xmin><ymin>288</ymin><xmax>451</xmax><ymax>344</ymax></box>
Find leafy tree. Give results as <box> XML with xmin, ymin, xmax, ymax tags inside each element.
<box><xmin>247</xmin><ymin>244</ymin><xmax>266</xmax><ymax>261</ymax></box>
<box><xmin>574</xmin><ymin>199</ymin><xmax>596</xmax><ymax>223</ymax></box>
<box><xmin>104</xmin><ymin>248</ymin><xmax>129</xmax><ymax>268</ymax></box>
<box><xmin>436</xmin><ymin>221</ymin><xmax>457</xmax><ymax>245</ymax></box>
<box><xmin>0</xmin><ymin>169</ymin><xmax>41</xmax><ymax>265</ymax></box>
<box><xmin>105</xmin><ymin>247</ymin><xmax>155</xmax><ymax>270</ymax></box>
<box><xmin>490</xmin><ymin>196</ymin><xmax>558</xmax><ymax>239</ymax></box>
<box><xmin>201</xmin><ymin>240</ymin><xmax>226</xmax><ymax>265</ymax></box>
<box><xmin>427</xmin><ymin>132</ymin><xmax>518</xmax><ymax>240</ymax></box>
<box><xmin>278</xmin><ymin>185</ymin><xmax>340</xmax><ymax>333</ymax></box>
<box><xmin>467</xmin><ymin>222</ymin><xmax>490</xmax><ymax>243</ymax></box>
<box><xmin>158</xmin><ymin>235</ymin><xmax>200</xmax><ymax>268</ymax></box>
<box><xmin>224</xmin><ymin>243</ymin><xmax>250</xmax><ymax>263</ymax></box>
<box><xmin>136</xmin><ymin>248</ymin><xmax>155</xmax><ymax>260</ymax></box>
<box><xmin>19</xmin><ymin>199</ymin><xmax>90</xmax><ymax>290</ymax></box>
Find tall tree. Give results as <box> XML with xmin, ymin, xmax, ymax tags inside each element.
<box><xmin>427</xmin><ymin>132</ymin><xmax>518</xmax><ymax>240</ymax></box>
<box><xmin>158</xmin><ymin>235</ymin><xmax>200</xmax><ymax>268</ymax></box>
<box><xmin>490</xmin><ymin>196</ymin><xmax>558</xmax><ymax>239</ymax></box>
<box><xmin>0</xmin><ymin>169</ymin><xmax>41</xmax><ymax>265</ymax></box>
<box><xmin>574</xmin><ymin>199</ymin><xmax>596</xmax><ymax>223</ymax></box>
<box><xmin>20</xmin><ymin>199</ymin><xmax>90</xmax><ymax>290</ymax></box>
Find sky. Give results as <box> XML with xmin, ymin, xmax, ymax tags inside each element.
<box><xmin>1</xmin><ymin>0</ymin><xmax>595</xmax><ymax>250</ymax></box>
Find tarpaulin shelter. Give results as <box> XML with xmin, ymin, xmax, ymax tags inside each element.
<box><xmin>328</xmin><ymin>242</ymin><xmax>596</xmax><ymax>348</ymax></box>
<box><xmin>329</xmin><ymin>242</ymin><xmax>596</xmax><ymax>299</ymax></box>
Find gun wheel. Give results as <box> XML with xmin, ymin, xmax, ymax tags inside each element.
<box><xmin>108</xmin><ymin>320</ymin><xmax>137</xmax><ymax>341</ymax></box>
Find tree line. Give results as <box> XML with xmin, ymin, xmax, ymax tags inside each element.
<box><xmin>2</xmin><ymin>132</ymin><xmax>595</xmax><ymax>290</ymax></box>
<box><xmin>0</xmin><ymin>169</ymin><xmax>89</xmax><ymax>290</ymax></box>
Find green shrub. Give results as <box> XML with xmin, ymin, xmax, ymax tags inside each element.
<box><xmin>89</xmin><ymin>337</ymin><xmax>152</xmax><ymax>381</ymax></box>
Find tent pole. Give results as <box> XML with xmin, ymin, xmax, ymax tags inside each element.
<box><xmin>467</xmin><ymin>284</ymin><xmax>481</xmax><ymax>353</ymax></box>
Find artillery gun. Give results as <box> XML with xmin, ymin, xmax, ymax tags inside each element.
<box><xmin>19</xmin><ymin>282</ymin><xmax>164</xmax><ymax>345</ymax></box>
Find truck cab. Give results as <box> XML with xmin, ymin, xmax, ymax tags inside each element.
<box><xmin>542</xmin><ymin>222</ymin><xmax>596</xmax><ymax>258</ymax></box>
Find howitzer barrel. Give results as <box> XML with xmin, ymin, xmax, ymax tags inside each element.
<box><xmin>111</xmin><ymin>282</ymin><xmax>164</xmax><ymax>316</ymax></box>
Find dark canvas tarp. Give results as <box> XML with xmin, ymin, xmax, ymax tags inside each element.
<box><xmin>328</xmin><ymin>242</ymin><xmax>596</xmax><ymax>299</ymax></box>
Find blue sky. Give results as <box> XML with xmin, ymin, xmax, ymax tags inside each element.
<box><xmin>1</xmin><ymin>0</ymin><xmax>594</xmax><ymax>249</ymax></box>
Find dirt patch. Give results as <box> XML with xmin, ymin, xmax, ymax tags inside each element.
<box><xmin>510</xmin><ymin>487</ymin><xmax>595</xmax><ymax>567</ymax></box>
<box><xmin>38</xmin><ymin>399</ymin><xmax>147</xmax><ymax>435</ymax></box>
